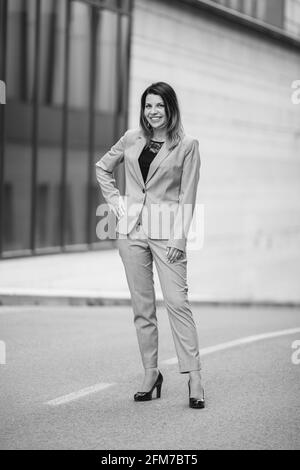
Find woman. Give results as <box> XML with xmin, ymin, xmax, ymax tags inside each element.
<box><xmin>95</xmin><ymin>82</ymin><xmax>204</xmax><ymax>409</ymax></box>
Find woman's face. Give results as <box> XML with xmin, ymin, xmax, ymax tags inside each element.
<box><xmin>144</xmin><ymin>94</ymin><xmax>167</xmax><ymax>131</ymax></box>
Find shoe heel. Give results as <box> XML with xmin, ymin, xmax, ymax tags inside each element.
<box><xmin>134</xmin><ymin>370</ymin><xmax>163</xmax><ymax>402</ymax></box>
<box><xmin>188</xmin><ymin>379</ymin><xmax>205</xmax><ymax>409</ymax></box>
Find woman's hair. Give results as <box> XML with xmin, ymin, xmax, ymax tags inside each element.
<box><xmin>139</xmin><ymin>82</ymin><xmax>184</xmax><ymax>148</ymax></box>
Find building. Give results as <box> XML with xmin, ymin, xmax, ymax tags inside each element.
<box><xmin>0</xmin><ymin>0</ymin><xmax>132</xmax><ymax>256</ymax></box>
<box><xmin>1</xmin><ymin>1</ymin><xmax>300</xmax><ymax>301</ymax></box>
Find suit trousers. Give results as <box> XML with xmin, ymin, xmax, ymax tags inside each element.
<box><xmin>117</xmin><ymin>222</ymin><xmax>201</xmax><ymax>374</ymax></box>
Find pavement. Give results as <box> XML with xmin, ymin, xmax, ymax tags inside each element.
<box><xmin>0</xmin><ymin>304</ymin><xmax>299</xmax><ymax>449</ymax></box>
<box><xmin>0</xmin><ymin>241</ymin><xmax>300</xmax><ymax>306</ymax></box>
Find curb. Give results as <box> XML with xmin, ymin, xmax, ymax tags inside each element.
<box><xmin>0</xmin><ymin>291</ymin><xmax>300</xmax><ymax>308</ymax></box>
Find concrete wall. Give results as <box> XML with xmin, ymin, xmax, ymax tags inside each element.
<box><xmin>128</xmin><ymin>0</ymin><xmax>300</xmax><ymax>302</ymax></box>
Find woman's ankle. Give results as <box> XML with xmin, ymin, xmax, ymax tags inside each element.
<box><xmin>145</xmin><ymin>367</ymin><xmax>159</xmax><ymax>375</ymax></box>
<box><xmin>189</xmin><ymin>371</ymin><xmax>202</xmax><ymax>381</ymax></box>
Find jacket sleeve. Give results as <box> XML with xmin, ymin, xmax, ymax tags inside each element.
<box><xmin>167</xmin><ymin>139</ymin><xmax>201</xmax><ymax>252</ymax></box>
<box><xmin>95</xmin><ymin>132</ymin><xmax>127</xmax><ymax>211</ymax></box>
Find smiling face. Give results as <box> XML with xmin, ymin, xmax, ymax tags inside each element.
<box><xmin>144</xmin><ymin>94</ymin><xmax>167</xmax><ymax>131</ymax></box>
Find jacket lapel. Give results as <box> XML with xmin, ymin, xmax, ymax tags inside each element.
<box><xmin>131</xmin><ymin>133</ymin><xmax>177</xmax><ymax>187</ymax></box>
<box><xmin>132</xmin><ymin>135</ymin><xmax>146</xmax><ymax>188</ymax></box>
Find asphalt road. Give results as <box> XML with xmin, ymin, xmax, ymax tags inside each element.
<box><xmin>0</xmin><ymin>305</ymin><xmax>299</xmax><ymax>450</ymax></box>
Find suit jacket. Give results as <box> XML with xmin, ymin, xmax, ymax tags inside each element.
<box><xmin>95</xmin><ymin>128</ymin><xmax>201</xmax><ymax>252</ymax></box>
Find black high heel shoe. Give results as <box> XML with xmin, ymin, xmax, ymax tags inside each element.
<box><xmin>188</xmin><ymin>380</ymin><xmax>205</xmax><ymax>409</ymax></box>
<box><xmin>134</xmin><ymin>371</ymin><xmax>163</xmax><ymax>401</ymax></box>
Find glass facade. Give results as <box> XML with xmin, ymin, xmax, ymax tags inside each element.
<box><xmin>0</xmin><ymin>0</ymin><xmax>132</xmax><ymax>257</ymax></box>
<box><xmin>211</xmin><ymin>0</ymin><xmax>298</xmax><ymax>34</ymax></box>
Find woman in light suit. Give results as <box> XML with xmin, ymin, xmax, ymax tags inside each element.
<box><xmin>95</xmin><ymin>82</ymin><xmax>204</xmax><ymax>409</ymax></box>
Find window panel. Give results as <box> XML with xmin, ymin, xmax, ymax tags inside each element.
<box><xmin>285</xmin><ymin>0</ymin><xmax>300</xmax><ymax>38</ymax></box>
<box><xmin>242</xmin><ymin>0</ymin><xmax>257</xmax><ymax>17</ymax></box>
<box><xmin>3</xmin><ymin>0</ymin><xmax>37</xmax><ymax>252</ymax></box>
<box><xmin>68</xmin><ymin>2</ymin><xmax>91</xmax><ymax>109</ymax></box>
<box><xmin>255</xmin><ymin>0</ymin><xmax>284</xmax><ymax>28</ymax></box>
<box><xmin>95</xmin><ymin>10</ymin><xmax>118</xmax><ymax>113</ymax></box>
<box><xmin>210</xmin><ymin>0</ymin><xmax>285</xmax><ymax>29</ymax></box>
<box><xmin>6</xmin><ymin>0</ymin><xmax>36</xmax><ymax>102</ymax></box>
<box><xmin>256</xmin><ymin>0</ymin><xmax>268</xmax><ymax>22</ymax></box>
<box><xmin>65</xmin><ymin>0</ymin><xmax>91</xmax><ymax>246</ymax></box>
<box><xmin>120</xmin><ymin>14</ymin><xmax>130</xmax><ymax>114</ymax></box>
<box><xmin>35</xmin><ymin>0</ymin><xmax>67</xmax><ymax>249</ymax></box>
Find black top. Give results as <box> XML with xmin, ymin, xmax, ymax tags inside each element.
<box><xmin>138</xmin><ymin>140</ymin><xmax>164</xmax><ymax>183</ymax></box>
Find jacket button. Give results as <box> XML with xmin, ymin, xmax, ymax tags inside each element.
<box><xmin>142</xmin><ymin>189</ymin><xmax>145</xmax><ymax>193</ymax></box>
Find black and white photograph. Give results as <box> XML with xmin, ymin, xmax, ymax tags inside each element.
<box><xmin>0</xmin><ymin>0</ymin><xmax>300</xmax><ymax>452</ymax></box>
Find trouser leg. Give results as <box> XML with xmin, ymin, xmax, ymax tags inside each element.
<box><xmin>117</xmin><ymin>232</ymin><xmax>158</xmax><ymax>369</ymax></box>
<box><xmin>150</xmin><ymin>239</ymin><xmax>201</xmax><ymax>374</ymax></box>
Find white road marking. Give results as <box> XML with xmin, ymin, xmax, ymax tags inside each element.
<box><xmin>46</xmin><ymin>383</ymin><xmax>115</xmax><ymax>406</ymax></box>
<box><xmin>46</xmin><ymin>327</ymin><xmax>300</xmax><ymax>405</ymax></box>
<box><xmin>162</xmin><ymin>327</ymin><xmax>300</xmax><ymax>365</ymax></box>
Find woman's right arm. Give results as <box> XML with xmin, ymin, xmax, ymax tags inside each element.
<box><xmin>95</xmin><ymin>131</ymin><xmax>128</xmax><ymax>218</ymax></box>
